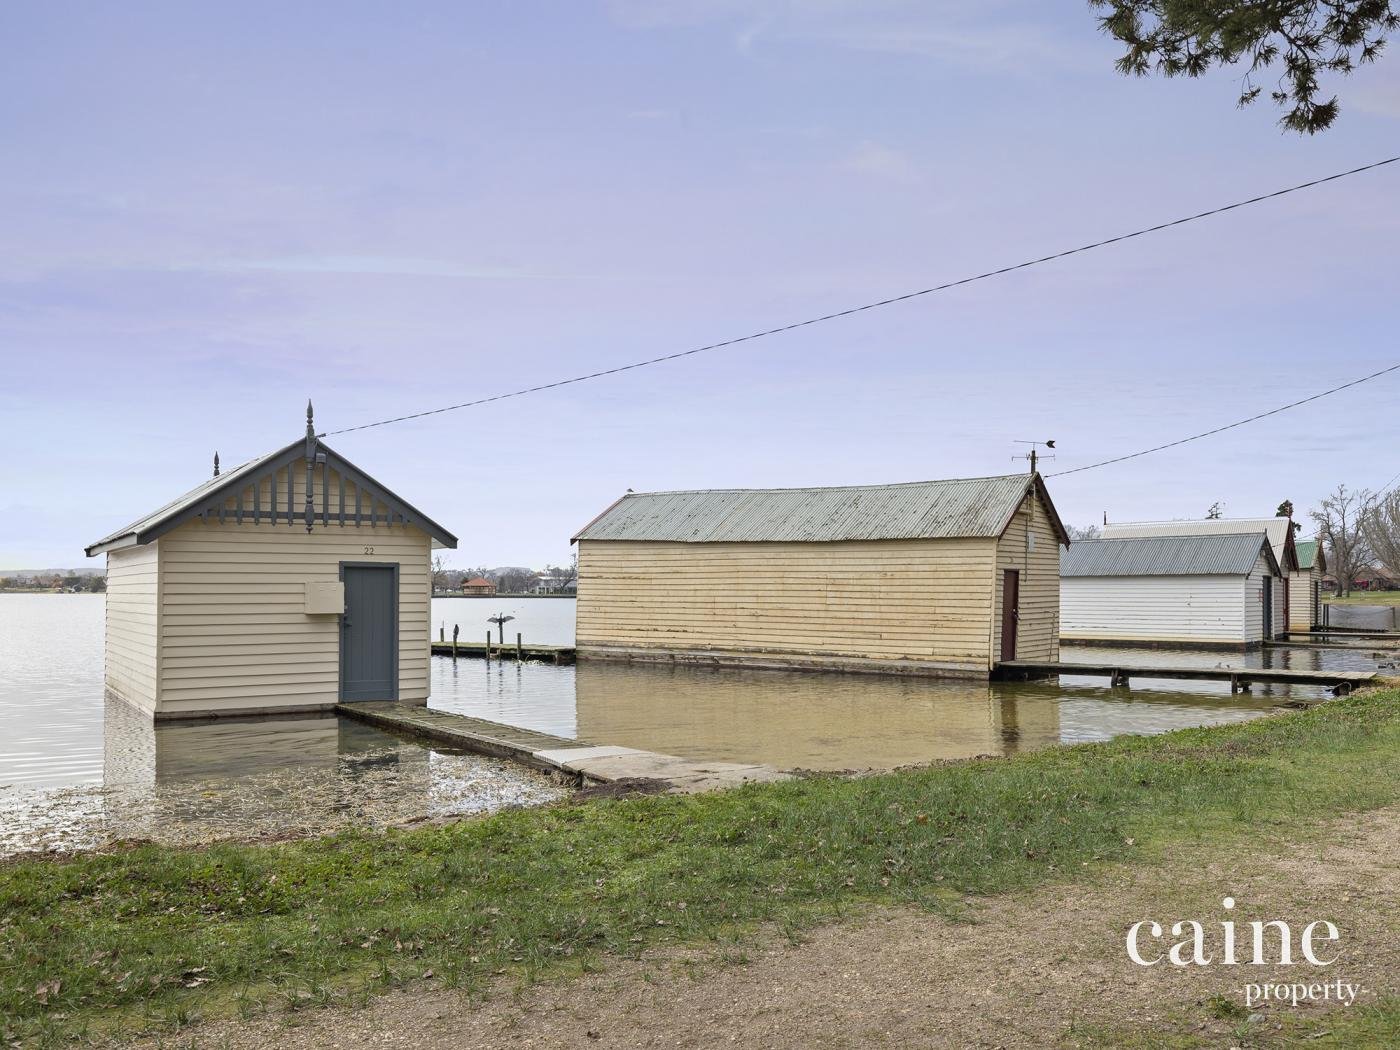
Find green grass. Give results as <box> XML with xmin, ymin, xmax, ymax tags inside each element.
<box><xmin>1067</xmin><ymin>995</ymin><xmax>1400</xmax><ymax>1048</ymax></box>
<box><xmin>3</xmin><ymin>690</ymin><xmax>1400</xmax><ymax>1046</ymax></box>
<box><xmin>1324</xmin><ymin>592</ymin><xmax>1400</xmax><ymax>605</ymax></box>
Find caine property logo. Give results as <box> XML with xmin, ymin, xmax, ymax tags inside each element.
<box><xmin>1126</xmin><ymin>897</ymin><xmax>1360</xmax><ymax>1009</ymax></box>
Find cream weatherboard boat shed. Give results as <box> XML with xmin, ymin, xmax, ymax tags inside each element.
<box><xmin>571</xmin><ymin>473</ymin><xmax>1070</xmax><ymax>678</ymax></box>
<box><xmin>85</xmin><ymin>407</ymin><xmax>457</xmax><ymax>720</ymax></box>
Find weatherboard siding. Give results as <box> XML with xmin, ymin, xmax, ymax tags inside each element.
<box><xmin>576</xmin><ymin>537</ymin><xmax>1003</xmax><ymax>675</ymax></box>
<box><xmin>994</xmin><ymin>493</ymin><xmax>1061</xmax><ymax>662</ymax></box>
<box><xmin>1287</xmin><ymin>569</ymin><xmax>1320</xmax><ymax>631</ymax></box>
<box><xmin>1060</xmin><ymin>574</ymin><xmax>1247</xmax><ymax>645</ymax></box>
<box><xmin>154</xmin><ymin>517</ymin><xmax>431</xmax><ymax>717</ymax></box>
<box><xmin>104</xmin><ymin>542</ymin><xmax>160</xmax><ymax>712</ymax></box>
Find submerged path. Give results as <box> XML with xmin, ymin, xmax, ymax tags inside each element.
<box><xmin>337</xmin><ymin>702</ymin><xmax>789</xmax><ymax>794</ymax></box>
<box><xmin>997</xmin><ymin>660</ymin><xmax>1375</xmax><ymax>694</ymax></box>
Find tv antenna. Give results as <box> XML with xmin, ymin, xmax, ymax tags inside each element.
<box><xmin>1013</xmin><ymin>439</ymin><xmax>1056</xmax><ymax>474</ymax></box>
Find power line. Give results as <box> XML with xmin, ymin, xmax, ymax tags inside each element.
<box><xmin>324</xmin><ymin>154</ymin><xmax>1400</xmax><ymax>437</ymax></box>
<box><xmin>1048</xmin><ymin>363</ymin><xmax>1400</xmax><ymax>479</ymax></box>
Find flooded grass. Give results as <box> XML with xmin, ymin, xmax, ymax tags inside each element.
<box><xmin>3</xmin><ymin>689</ymin><xmax>1399</xmax><ymax>1047</ymax></box>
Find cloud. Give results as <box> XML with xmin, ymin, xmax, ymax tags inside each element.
<box><xmin>840</xmin><ymin>141</ymin><xmax>922</xmax><ymax>183</ymax></box>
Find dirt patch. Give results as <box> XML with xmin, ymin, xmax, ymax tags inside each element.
<box><xmin>132</xmin><ymin>807</ymin><xmax>1400</xmax><ymax>1049</ymax></box>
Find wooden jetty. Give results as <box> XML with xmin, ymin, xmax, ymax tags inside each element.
<box><xmin>430</xmin><ymin>640</ymin><xmax>575</xmax><ymax>663</ymax></box>
<box><xmin>996</xmin><ymin>660</ymin><xmax>1375</xmax><ymax>695</ymax></box>
<box><xmin>336</xmin><ymin>702</ymin><xmax>788</xmax><ymax>793</ymax></box>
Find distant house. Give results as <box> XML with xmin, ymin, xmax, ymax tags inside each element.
<box><xmin>461</xmin><ymin>577</ymin><xmax>497</xmax><ymax>596</ymax></box>
<box><xmin>1351</xmin><ymin>565</ymin><xmax>1399</xmax><ymax>591</ymax></box>
<box><xmin>84</xmin><ymin>408</ymin><xmax>457</xmax><ymax>720</ymax></box>
<box><xmin>1060</xmin><ymin>533</ymin><xmax>1284</xmax><ymax>649</ymax></box>
<box><xmin>1101</xmin><ymin>518</ymin><xmax>1313</xmax><ymax>630</ymax></box>
<box><xmin>572</xmin><ymin>473</ymin><xmax>1070</xmax><ymax>678</ymax></box>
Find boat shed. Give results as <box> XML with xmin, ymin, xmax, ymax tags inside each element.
<box><xmin>1292</xmin><ymin>540</ymin><xmax>1327</xmax><ymax>629</ymax></box>
<box><xmin>84</xmin><ymin>406</ymin><xmax>457</xmax><ymax>721</ymax></box>
<box><xmin>571</xmin><ymin>473</ymin><xmax>1070</xmax><ymax>678</ymax></box>
<box><xmin>1060</xmin><ymin>532</ymin><xmax>1283</xmax><ymax>649</ymax></box>
<box><xmin>1101</xmin><ymin>517</ymin><xmax>1303</xmax><ymax>630</ymax></box>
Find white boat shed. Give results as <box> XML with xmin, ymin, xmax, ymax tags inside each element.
<box><xmin>85</xmin><ymin>406</ymin><xmax>457</xmax><ymax>721</ymax></box>
<box><xmin>1060</xmin><ymin>532</ymin><xmax>1284</xmax><ymax>649</ymax></box>
<box><xmin>1100</xmin><ymin>517</ymin><xmax>1313</xmax><ymax>630</ymax></box>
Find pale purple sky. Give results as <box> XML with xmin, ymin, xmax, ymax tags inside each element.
<box><xmin>3</xmin><ymin>1</ymin><xmax>1398</xmax><ymax>569</ymax></box>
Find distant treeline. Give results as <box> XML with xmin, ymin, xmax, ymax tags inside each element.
<box><xmin>0</xmin><ymin>573</ymin><xmax>106</xmax><ymax>593</ymax></box>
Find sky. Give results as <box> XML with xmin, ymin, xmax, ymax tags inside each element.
<box><xmin>2</xmin><ymin>1</ymin><xmax>1398</xmax><ymax>570</ymax></box>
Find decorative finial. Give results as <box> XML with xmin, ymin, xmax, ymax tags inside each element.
<box><xmin>213</xmin><ymin>451</ymin><xmax>220</xmax><ymax>477</ymax></box>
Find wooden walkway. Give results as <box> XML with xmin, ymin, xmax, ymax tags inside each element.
<box><xmin>430</xmin><ymin>641</ymin><xmax>575</xmax><ymax>663</ymax></box>
<box><xmin>336</xmin><ymin>702</ymin><xmax>789</xmax><ymax>793</ymax></box>
<box><xmin>996</xmin><ymin>660</ymin><xmax>1375</xmax><ymax>695</ymax></box>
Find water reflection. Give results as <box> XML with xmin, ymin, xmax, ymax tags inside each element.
<box><xmin>430</xmin><ymin>655</ymin><xmax>1302</xmax><ymax>772</ymax></box>
<box><xmin>0</xmin><ymin>698</ymin><xmax>564</xmax><ymax>856</ymax></box>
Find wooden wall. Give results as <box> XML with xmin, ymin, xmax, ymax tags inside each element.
<box><xmin>576</xmin><ymin>536</ymin><xmax>1004</xmax><ymax>676</ymax></box>
<box><xmin>1287</xmin><ymin>569</ymin><xmax>1320</xmax><ymax>631</ymax></box>
<box><xmin>151</xmin><ymin>459</ymin><xmax>432</xmax><ymax>717</ymax></box>
<box><xmin>993</xmin><ymin>492</ymin><xmax>1062</xmax><ymax>662</ymax></box>
<box><xmin>1061</xmin><ymin>574</ymin><xmax>1247</xmax><ymax>645</ymax></box>
<box><xmin>104</xmin><ymin>542</ymin><xmax>160</xmax><ymax>712</ymax></box>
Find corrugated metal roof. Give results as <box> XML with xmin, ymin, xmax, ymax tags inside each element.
<box><xmin>86</xmin><ymin>436</ymin><xmax>458</xmax><ymax>555</ymax></box>
<box><xmin>1061</xmin><ymin>533</ymin><xmax>1274</xmax><ymax>578</ymax></box>
<box><xmin>573</xmin><ymin>474</ymin><xmax>1045</xmax><ymax>544</ymax></box>
<box><xmin>1102</xmin><ymin>517</ymin><xmax>1292</xmax><ymax>563</ymax></box>
<box><xmin>1295</xmin><ymin>540</ymin><xmax>1319</xmax><ymax>570</ymax></box>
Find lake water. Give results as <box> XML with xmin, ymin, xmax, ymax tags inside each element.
<box><xmin>0</xmin><ymin>595</ymin><xmax>565</xmax><ymax>854</ymax></box>
<box><xmin>1</xmin><ymin>594</ymin><xmax>1392</xmax><ymax>849</ymax></box>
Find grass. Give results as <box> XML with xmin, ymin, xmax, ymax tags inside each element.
<box><xmin>1068</xmin><ymin>995</ymin><xmax>1400</xmax><ymax>1048</ymax></box>
<box><xmin>3</xmin><ymin>690</ymin><xmax>1400</xmax><ymax>1046</ymax></box>
<box><xmin>1324</xmin><ymin>592</ymin><xmax>1400</xmax><ymax>606</ymax></box>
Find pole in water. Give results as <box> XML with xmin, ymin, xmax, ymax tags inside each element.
<box><xmin>452</xmin><ymin>623</ymin><xmax>459</xmax><ymax>660</ymax></box>
<box><xmin>516</xmin><ymin>631</ymin><xmax>523</xmax><ymax>661</ymax></box>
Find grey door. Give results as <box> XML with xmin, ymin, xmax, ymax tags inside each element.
<box><xmin>1261</xmin><ymin>576</ymin><xmax>1273</xmax><ymax>639</ymax></box>
<box><xmin>341</xmin><ymin>565</ymin><xmax>397</xmax><ymax>701</ymax></box>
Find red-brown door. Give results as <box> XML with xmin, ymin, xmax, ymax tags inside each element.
<box><xmin>1000</xmin><ymin>569</ymin><xmax>1020</xmax><ymax>662</ymax></box>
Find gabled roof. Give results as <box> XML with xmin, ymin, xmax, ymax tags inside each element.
<box><xmin>86</xmin><ymin>434</ymin><xmax>457</xmax><ymax>556</ymax></box>
<box><xmin>1294</xmin><ymin>539</ymin><xmax>1326</xmax><ymax>572</ymax></box>
<box><xmin>1102</xmin><ymin>517</ymin><xmax>1298</xmax><ymax>572</ymax></box>
<box><xmin>463</xmin><ymin>577</ymin><xmax>495</xmax><ymax>587</ymax></box>
<box><xmin>1061</xmin><ymin>533</ymin><xmax>1280</xmax><ymax>578</ymax></box>
<box><xmin>572</xmin><ymin>473</ymin><xmax>1070</xmax><ymax>546</ymax></box>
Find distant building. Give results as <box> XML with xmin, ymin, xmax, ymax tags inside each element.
<box><xmin>461</xmin><ymin>577</ymin><xmax>497</xmax><ymax>596</ymax></box>
<box><xmin>1060</xmin><ymin>532</ymin><xmax>1284</xmax><ymax>649</ymax></box>
<box><xmin>1100</xmin><ymin>517</ymin><xmax>1314</xmax><ymax>630</ymax></box>
<box><xmin>1292</xmin><ymin>540</ymin><xmax>1327</xmax><ymax>622</ymax></box>
<box><xmin>84</xmin><ymin>407</ymin><xmax>457</xmax><ymax>720</ymax></box>
<box><xmin>572</xmin><ymin>473</ymin><xmax>1070</xmax><ymax>678</ymax></box>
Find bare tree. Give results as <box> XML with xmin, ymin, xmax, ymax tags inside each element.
<box><xmin>431</xmin><ymin>554</ymin><xmax>448</xmax><ymax>594</ymax></box>
<box><xmin>1206</xmin><ymin>502</ymin><xmax>1224</xmax><ymax>519</ymax></box>
<box><xmin>1363</xmin><ymin>489</ymin><xmax>1400</xmax><ymax>579</ymax></box>
<box><xmin>1067</xmin><ymin>524</ymin><xmax>1101</xmax><ymax>541</ymax></box>
<box><xmin>1312</xmin><ymin>485</ymin><xmax>1372</xmax><ymax>597</ymax></box>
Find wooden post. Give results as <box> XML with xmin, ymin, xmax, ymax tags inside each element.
<box><xmin>486</xmin><ymin>632</ymin><xmax>492</xmax><ymax>662</ymax></box>
<box><xmin>439</xmin><ymin>625</ymin><xmax>445</xmax><ymax>643</ymax></box>
<box><xmin>516</xmin><ymin>632</ymin><xmax>523</xmax><ymax>661</ymax></box>
<box><xmin>452</xmin><ymin>624</ymin><xmax>459</xmax><ymax>661</ymax></box>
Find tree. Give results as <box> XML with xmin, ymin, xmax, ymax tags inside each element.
<box><xmin>496</xmin><ymin>569</ymin><xmax>536</xmax><ymax>594</ymax></box>
<box><xmin>1362</xmin><ymin>489</ymin><xmax>1400</xmax><ymax>578</ymax></box>
<box><xmin>1312</xmin><ymin>484</ymin><xmax>1371</xmax><ymax>596</ymax></box>
<box><xmin>1067</xmin><ymin>524</ymin><xmax>1102</xmax><ymax>540</ymax></box>
<box><xmin>1090</xmin><ymin>1</ymin><xmax>1398</xmax><ymax>133</ymax></box>
<box><xmin>430</xmin><ymin>555</ymin><xmax>449</xmax><ymax>594</ymax></box>
<box><xmin>1206</xmin><ymin>502</ymin><xmax>1224</xmax><ymax>519</ymax></box>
